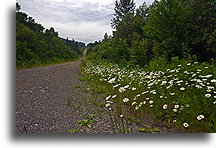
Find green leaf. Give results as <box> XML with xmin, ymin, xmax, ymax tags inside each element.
<box><xmin>91</xmin><ymin>113</ymin><xmax>96</xmax><ymax>116</ymax></box>
<box><xmin>135</xmin><ymin>119</ymin><xmax>141</xmax><ymax>124</ymax></box>
<box><xmin>154</xmin><ymin>127</ymin><xmax>160</xmax><ymax>132</ymax></box>
<box><xmin>84</xmin><ymin>114</ymin><xmax>89</xmax><ymax>118</ymax></box>
<box><xmin>83</xmin><ymin>119</ymin><xmax>88</xmax><ymax>122</ymax></box>
<box><xmin>67</xmin><ymin>129</ymin><xmax>78</xmax><ymax>133</ymax></box>
<box><xmin>146</xmin><ymin>124</ymin><xmax>151</xmax><ymax>129</ymax></box>
<box><xmin>127</xmin><ymin>120</ymin><xmax>132</xmax><ymax>125</ymax></box>
<box><xmin>128</xmin><ymin>115</ymin><xmax>135</xmax><ymax>120</ymax></box>
<box><xmin>89</xmin><ymin>119</ymin><xmax>95</xmax><ymax>123</ymax></box>
<box><xmin>151</xmin><ymin>131</ymin><xmax>157</xmax><ymax>133</ymax></box>
<box><xmin>87</xmin><ymin>124</ymin><xmax>92</xmax><ymax>128</ymax></box>
<box><xmin>138</xmin><ymin>128</ymin><xmax>146</xmax><ymax>132</ymax></box>
<box><xmin>77</xmin><ymin>121</ymin><xmax>82</xmax><ymax>124</ymax></box>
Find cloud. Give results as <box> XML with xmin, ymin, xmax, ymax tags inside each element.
<box><xmin>44</xmin><ymin>21</ymin><xmax>112</xmax><ymax>43</ymax></box>
<box><xmin>17</xmin><ymin>0</ymin><xmax>154</xmax><ymax>43</ymax></box>
<box><xmin>18</xmin><ymin>0</ymin><xmax>115</xmax><ymax>43</ymax></box>
<box><xmin>136</xmin><ymin>0</ymin><xmax>154</xmax><ymax>6</ymax></box>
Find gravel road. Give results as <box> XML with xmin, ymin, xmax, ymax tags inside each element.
<box><xmin>16</xmin><ymin>59</ymin><xmax>84</xmax><ymax>133</ymax></box>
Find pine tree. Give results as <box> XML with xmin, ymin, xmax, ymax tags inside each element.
<box><xmin>103</xmin><ymin>33</ymin><xmax>109</xmax><ymax>42</ymax></box>
<box><xmin>111</xmin><ymin>0</ymin><xmax>135</xmax><ymax>29</ymax></box>
<box><xmin>16</xmin><ymin>3</ymin><xmax>21</xmax><ymax>12</ymax></box>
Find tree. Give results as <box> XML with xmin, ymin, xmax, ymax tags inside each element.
<box><xmin>144</xmin><ymin>0</ymin><xmax>188</xmax><ymax>61</ymax></box>
<box><xmin>103</xmin><ymin>33</ymin><xmax>109</xmax><ymax>42</ymax></box>
<box><xmin>136</xmin><ymin>2</ymin><xmax>148</xmax><ymax>18</ymax></box>
<box><xmin>111</xmin><ymin>0</ymin><xmax>136</xmax><ymax>46</ymax></box>
<box><xmin>111</xmin><ymin>0</ymin><xmax>135</xmax><ymax>29</ymax></box>
<box><xmin>184</xmin><ymin>0</ymin><xmax>215</xmax><ymax>62</ymax></box>
<box><xmin>16</xmin><ymin>3</ymin><xmax>21</xmax><ymax>12</ymax></box>
<box><xmin>132</xmin><ymin>2</ymin><xmax>149</xmax><ymax>38</ymax></box>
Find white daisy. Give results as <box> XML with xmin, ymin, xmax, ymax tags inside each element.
<box><xmin>183</xmin><ymin>122</ymin><xmax>189</xmax><ymax>128</ymax></box>
<box><xmin>123</xmin><ymin>98</ymin><xmax>129</xmax><ymax>103</ymax></box>
<box><xmin>163</xmin><ymin>104</ymin><xmax>168</xmax><ymax>109</ymax></box>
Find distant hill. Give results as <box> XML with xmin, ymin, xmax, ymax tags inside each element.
<box><xmin>16</xmin><ymin>3</ymin><xmax>85</xmax><ymax>68</ymax></box>
<box><xmin>60</xmin><ymin>37</ymin><xmax>86</xmax><ymax>55</ymax></box>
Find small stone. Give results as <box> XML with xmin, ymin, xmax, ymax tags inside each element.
<box><xmin>40</xmin><ymin>90</ymin><xmax>46</xmax><ymax>93</ymax></box>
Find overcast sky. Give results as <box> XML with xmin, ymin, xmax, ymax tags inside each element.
<box><xmin>17</xmin><ymin>0</ymin><xmax>153</xmax><ymax>43</ymax></box>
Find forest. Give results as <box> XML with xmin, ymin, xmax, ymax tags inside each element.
<box><xmin>87</xmin><ymin>0</ymin><xmax>215</xmax><ymax>66</ymax></box>
<box><xmin>16</xmin><ymin>3</ymin><xmax>85</xmax><ymax>68</ymax></box>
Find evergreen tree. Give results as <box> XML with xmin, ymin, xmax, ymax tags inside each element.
<box><xmin>111</xmin><ymin>0</ymin><xmax>135</xmax><ymax>29</ymax></box>
<box><xmin>136</xmin><ymin>2</ymin><xmax>148</xmax><ymax>18</ymax></box>
<box><xmin>16</xmin><ymin>2</ymin><xmax>21</xmax><ymax>12</ymax></box>
<box><xmin>103</xmin><ymin>33</ymin><xmax>109</xmax><ymax>42</ymax></box>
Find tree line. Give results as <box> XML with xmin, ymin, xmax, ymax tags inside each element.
<box><xmin>87</xmin><ymin>0</ymin><xmax>215</xmax><ymax>67</ymax></box>
<box><xmin>16</xmin><ymin>3</ymin><xmax>85</xmax><ymax>68</ymax></box>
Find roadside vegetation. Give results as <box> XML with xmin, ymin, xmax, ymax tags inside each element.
<box><xmin>82</xmin><ymin>59</ymin><xmax>216</xmax><ymax>132</ymax></box>
<box><xmin>83</xmin><ymin>0</ymin><xmax>215</xmax><ymax>133</ymax></box>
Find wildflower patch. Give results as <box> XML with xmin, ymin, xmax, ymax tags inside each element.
<box><xmin>83</xmin><ymin>61</ymin><xmax>216</xmax><ymax>132</ymax></box>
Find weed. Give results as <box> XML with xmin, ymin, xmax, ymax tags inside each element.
<box><xmin>77</xmin><ymin>113</ymin><xmax>96</xmax><ymax>129</ymax></box>
<box><xmin>73</xmin><ymin>85</ymin><xmax>81</xmax><ymax>88</ymax></box>
<box><xmin>138</xmin><ymin>124</ymin><xmax>160</xmax><ymax>133</ymax></box>
<box><xmin>67</xmin><ymin>129</ymin><xmax>78</xmax><ymax>133</ymax></box>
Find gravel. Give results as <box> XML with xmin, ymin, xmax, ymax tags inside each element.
<box><xmin>16</xmin><ymin>59</ymin><xmax>112</xmax><ymax>133</ymax></box>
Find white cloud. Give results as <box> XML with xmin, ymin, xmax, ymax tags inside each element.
<box><xmin>43</xmin><ymin>21</ymin><xmax>112</xmax><ymax>43</ymax></box>
<box><xmin>136</xmin><ymin>0</ymin><xmax>154</xmax><ymax>5</ymax></box>
<box><xmin>77</xmin><ymin>0</ymin><xmax>115</xmax><ymax>5</ymax></box>
<box><xmin>17</xmin><ymin>0</ymin><xmax>154</xmax><ymax>43</ymax></box>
